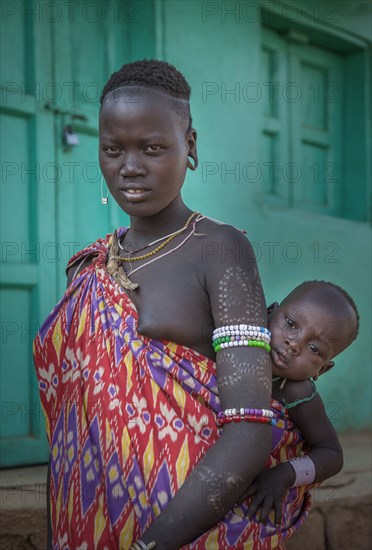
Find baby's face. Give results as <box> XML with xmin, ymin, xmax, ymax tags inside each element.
<box><xmin>268</xmin><ymin>288</ymin><xmax>354</xmax><ymax>380</ymax></box>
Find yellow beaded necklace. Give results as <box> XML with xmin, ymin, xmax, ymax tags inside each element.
<box><xmin>119</xmin><ymin>211</ymin><xmax>199</xmax><ymax>262</ymax></box>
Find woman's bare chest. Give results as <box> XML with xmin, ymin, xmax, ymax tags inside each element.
<box><xmin>124</xmin><ymin>258</ymin><xmax>214</xmax><ymax>354</ymax></box>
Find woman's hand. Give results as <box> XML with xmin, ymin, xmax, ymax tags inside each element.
<box><xmin>244</xmin><ymin>462</ymin><xmax>295</xmax><ymax>525</ymax></box>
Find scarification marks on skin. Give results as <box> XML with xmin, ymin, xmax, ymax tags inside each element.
<box><xmin>218</xmin><ymin>352</ymin><xmax>271</xmax><ymax>392</ymax></box>
<box><xmin>217</xmin><ymin>267</ymin><xmax>264</xmax><ymax>324</ymax></box>
<box><xmin>196</xmin><ymin>464</ymin><xmax>244</xmax><ymax>516</ymax></box>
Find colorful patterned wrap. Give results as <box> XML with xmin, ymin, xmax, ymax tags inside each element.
<box><xmin>33</xmin><ymin>229</ymin><xmax>311</xmax><ymax>550</ymax></box>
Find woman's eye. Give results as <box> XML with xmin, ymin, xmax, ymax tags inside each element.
<box><xmin>104</xmin><ymin>147</ymin><xmax>119</xmax><ymax>154</ymax></box>
<box><xmin>285</xmin><ymin>317</ymin><xmax>295</xmax><ymax>328</ymax></box>
<box><xmin>145</xmin><ymin>145</ymin><xmax>162</xmax><ymax>152</ymax></box>
<box><xmin>309</xmin><ymin>344</ymin><xmax>320</xmax><ymax>355</ymax></box>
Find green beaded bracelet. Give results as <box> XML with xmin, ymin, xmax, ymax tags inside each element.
<box><xmin>213</xmin><ymin>339</ymin><xmax>271</xmax><ymax>353</ymax></box>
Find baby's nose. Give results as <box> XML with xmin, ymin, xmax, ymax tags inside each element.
<box><xmin>285</xmin><ymin>336</ymin><xmax>301</xmax><ymax>355</ymax></box>
<box><xmin>289</xmin><ymin>341</ymin><xmax>300</xmax><ymax>355</ymax></box>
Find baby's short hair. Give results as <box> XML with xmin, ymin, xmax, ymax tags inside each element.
<box><xmin>299</xmin><ymin>280</ymin><xmax>360</xmax><ymax>340</ymax></box>
<box><xmin>100</xmin><ymin>59</ymin><xmax>192</xmax><ymax>130</ymax></box>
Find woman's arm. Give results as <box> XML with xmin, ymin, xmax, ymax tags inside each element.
<box><xmin>245</xmin><ymin>382</ymin><xmax>343</xmax><ymax>524</ymax></box>
<box><xmin>140</xmin><ymin>227</ymin><xmax>272</xmax><ymax>549</ymax></box>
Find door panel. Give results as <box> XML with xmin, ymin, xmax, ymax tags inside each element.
<box><xmin>0</xmin><ymin>5</ymin><xmax>55</xmax><ymax>466</ymax></box>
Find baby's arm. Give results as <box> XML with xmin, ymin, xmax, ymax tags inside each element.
<box><xmin>286</xmin><ymin>380</ymin><xmax>343</xmax><ymax>481</ymax></box>
<box><xmin>245</xmin><ymin>380</ymin><xmax>343</xmax><ymax>524</ymax></box>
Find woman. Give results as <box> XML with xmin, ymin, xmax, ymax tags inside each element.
<box><xmin>34</xmin><ymin>60</ymin><xmax>307</xmax><ymax>549</ymax></box>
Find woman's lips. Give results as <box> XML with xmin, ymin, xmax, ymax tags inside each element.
<box><xmin>119</xmin><ymin>188</ymin><xmax>151</xmax><ymax>202</ymax></box>
<box><xmin>271</xmin><ymin>348</ymin><xmax>288</xmax><ymax>369</ymax></box>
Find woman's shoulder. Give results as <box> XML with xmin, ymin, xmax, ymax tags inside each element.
<box><xmin>195</xmin><ymin>215</ymin><xmax>256</xmax><ymax>267</ymax></box>
<box><xmin>196</xmin><ymin>216</ymin><xmax>253</xmax><ymax>251</ymax></box>
<box><xmin>198</xmin><ymin>215</ymin><xmax>247</xmax><ymax>238</ymax></box>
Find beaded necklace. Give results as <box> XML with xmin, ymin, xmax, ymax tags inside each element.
<box><xmin>272</xmin><ymin>376</ymin><xmax>318</xmax><ymax>408</ymax></box>
<box><xmin>127</xmin><ymin>214</ymin><xmax>205</xmax><ymax>276</ymax></box>
<box><xmin>118</xmin><ymin>211</ymin><xmax>199</xmax><ymax>262</ymax></box>
<box><xmin>106</xmin><ymin>213</ymin><xmax>205</xmax><ymax>290</ymax></box>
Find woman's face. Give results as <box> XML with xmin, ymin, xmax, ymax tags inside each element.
<box><xmin>99</xmin><ymin>92</ymin><xmax>196</xmax><ymax>217</ymax></box>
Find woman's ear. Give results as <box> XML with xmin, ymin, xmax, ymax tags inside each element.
<box><xmin>267</xmin><ymin>302</ymin><xmax>279</xmax><ymax>316</ymax></box>
<box><xmin>187</xmin><ymin>155</ymin><xmax>198</xmax><ymax>170</ymax></box>
<box><xmin>187</xmin><ymin>129</ymin><xmax>198</xmax><ymax>171</ymax></box>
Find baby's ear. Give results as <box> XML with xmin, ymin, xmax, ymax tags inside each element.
<box><xmin>314</xmin><ymin>360</ymin><xmax>335</xmax><ymax>380</ymax></box>
<box><xmin>267</xmin><ymin>302</ymin><xmax>279</xmax><ymax>316</ymax></box>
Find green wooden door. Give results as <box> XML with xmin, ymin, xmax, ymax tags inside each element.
<box><xmin>0</xmin><ymin>6</ymin><xmax>55</xmax><ymax>466</ymax></box>
<box><xmin>1</xmin><ymin>0</ymin><xmax>156</xmax><ymax>467</ymax></box>
<box><xmin>51</xmin><ymin>0</ymin><xmax>128</xmax><ymax>298</ymax></box>
<box><xmin>51</xmin><ymin>0</ymin><xmax>157</xmax><ymax>298</ymax></box>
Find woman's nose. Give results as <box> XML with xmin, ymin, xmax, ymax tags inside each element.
<box><xmin>120</xmin><ymin>161</ymin><xmax>142</xmax><ymax>177</ymax></box>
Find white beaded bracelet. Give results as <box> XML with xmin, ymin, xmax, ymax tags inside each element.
<box><xmin>289</xmin><ymin>456</ymin><xmax>316</xmax><ymax>487</ymax></box>
<box><xmin>213</xmin><ymin>324</ymin><xmax>271</xmax><ymax>336</ymax></box>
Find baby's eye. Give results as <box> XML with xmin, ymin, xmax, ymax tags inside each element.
<box><xmin>285</xmin><ymin>317</ymin><xmax>295</xmax><ymax>328</ymax></box>
<box><xmin>309</xmin><ymin>343</ymin><xmax>320</xmax><ymax>355</ymax></box>
<box><xmin>144</xmin><ymin>145</ymin><xmax>162</xmax><ymax>152</ymax></box>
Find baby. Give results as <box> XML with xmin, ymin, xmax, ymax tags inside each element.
<box><xmin>245</xmin><ymin>280</ymin><xmax>359</xmax><ymax>525</ymax></box>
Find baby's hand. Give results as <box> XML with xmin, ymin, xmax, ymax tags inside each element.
<box><xmin>243</xmin><ymin>463</ymin><xmax>295</xmax><ymax>525</ymax></box>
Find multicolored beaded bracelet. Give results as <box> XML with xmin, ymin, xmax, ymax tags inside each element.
<box><xmin>213</xmin><ymin>339</ymin><xmax>271</xmax><ymax>353</ymax></box>
<box><xmin>218</xmin><ymin>408</ymin><xmax>274</xmax><ymax>418</ymax></box>
<box><xmin>212</xmin><ymin>325</ymin><xmax>271</xmax><ymax>353</ymax></box>
<box><xmin>217</xmin><ymin>414</ymin><xmax>285</xmax><ymax>428</ymax></box>
<box><xmin>216</xmin><ymin>407</ymin><xmax>285</xmax><ymax>427</ymax></box>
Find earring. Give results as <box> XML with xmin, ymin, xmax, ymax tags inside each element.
<box><xmin>187</xmin><ymin>156</ymin><xmax>198</xmax><ymax>171</ymax></box>
<box><xmin>101</xmin><ymin>175</ymin><xmax>109</xmax><ymax>205</ymax></box>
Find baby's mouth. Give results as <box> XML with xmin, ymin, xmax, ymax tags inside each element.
<box><xmin>271</xmin><ymin>348</ymin><xmax>288</xmax><ymax>369</ymax></box>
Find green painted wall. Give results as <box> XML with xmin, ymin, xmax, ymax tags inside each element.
<box><xmin>1</xmin><ymin>0</ymin><xmax>370</xmax><ymax>466</ymax></box>
<box><xmin>160</xmin><ymin>0</ymin><xmax>371</xmax><ymax>432</ymax></box>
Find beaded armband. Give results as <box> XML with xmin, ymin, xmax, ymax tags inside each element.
<box><xmin>212</xmin><ymin>324</ymin><xmax>271</xmax><ymax>353</ymax></box>
<box><xmin>217</xmin><ymin>407</ymin><xmax>285</xmax><ymax>428</ymax></box>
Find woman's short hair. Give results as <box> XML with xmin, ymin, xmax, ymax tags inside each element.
<box><xmin>100</xmin><ymin>59</ymin><xmax>192</xmax><ymax>130</ymax></box>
